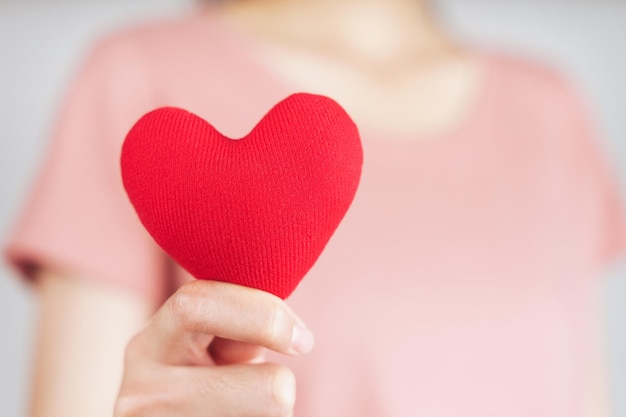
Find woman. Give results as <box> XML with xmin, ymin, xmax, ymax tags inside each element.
<box><xmin>6</xmin><ymin>0</ymin><xmax>623</xmax><ymax>416</ymax></box>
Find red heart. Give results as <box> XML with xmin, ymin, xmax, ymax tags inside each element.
<box><xmin>121</xmin><ymin>93</ymin><xmax>362</xmax><ymax>299</ymax></box>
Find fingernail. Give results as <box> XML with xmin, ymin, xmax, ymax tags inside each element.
<box><xmin>291</xmin><ymin>323</ymin><xmax>315</xmax><ymax>354</ymax></box>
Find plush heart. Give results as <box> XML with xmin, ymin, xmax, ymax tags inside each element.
<box><xmin>121</xmin><ymin>93</ymin><xmax>362</xmax><ymax>299</ymax></box>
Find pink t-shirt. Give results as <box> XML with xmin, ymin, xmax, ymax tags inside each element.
<box><xmin>6</xmin><ymin>9</ymin><xmax>626</xmax><ymax>417</ymax></box>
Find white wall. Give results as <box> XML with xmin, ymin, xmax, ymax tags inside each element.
<box><xmin>1</xmin><ymin>1</ymin><xmax>624</xmax><ymax>416</ymax></box>
<box><xmin>0</xmin><ymin>3</ymin><xmax>195</xmax><ymax>417</ymax></box>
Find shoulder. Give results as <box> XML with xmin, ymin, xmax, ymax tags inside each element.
<box><xmin>64</xmin><ymin>9</ymin><xmax>236</xmax><ymax>117</ymax></box>
<box><xmin>477</xmin><ymin>49</ymin><xmax>595</xmax><ymax>153</ymax></box>
<box><xmin>80</xmin><ymin>9</ymin><xmax>229</xmax><ymax>80</ymax></box>
<box><xmin>491</xmin><ymin>51</ymin><xmax>566</xmax><ymax>87</ymax></box>
<box><xmin>83</xmin><ymin>15</ymin><xmax>200</xmax><ymax>69</ymax></box>
<box><xmin>486</xmin><ymin>50</ymin><xmax>587</xmax><ymax>119</ymax></box>
<box><xmin>479</xmin><ymin>49</ymin><xmax>602</xmax><ymax>173</ymax></box>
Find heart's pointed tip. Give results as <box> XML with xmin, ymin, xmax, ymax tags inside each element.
<box><xmin>193</xmin><ymin>275</ymin><xmax>296</xmax><ymax>300</ymax></box>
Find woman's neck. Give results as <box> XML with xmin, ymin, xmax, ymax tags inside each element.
<box><xmin>216</xmin><ymin>0</ymin><xmax>483</xmax><ymax>139</ymax></box>
<box><xmin>221</xmin><ymin>0</ymin><xmax>449</xmax><ymax>66</ymax></box>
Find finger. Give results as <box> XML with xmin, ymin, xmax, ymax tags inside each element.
<box><xmin>209</xmin><ymin>337</ymin><xmax>267</xmax><ymax>365</ymax></box>
<box><xmin>117</xmin><ymin>363</ymin><xmax>296</xmax><ymax>417</ymax></box>
<box><xmin>139</xmin><ymin>280</ymin><xmax>314</xmax><ymax>365</ymax></box>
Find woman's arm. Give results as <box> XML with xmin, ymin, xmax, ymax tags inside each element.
<box><xmin>30</xmin><ymin>268</ymin><xmax>153</xmax><ymax>417</ymax></box>
<box><xmin>585</xmin><ymin>350</ymin><xmax>612</xmax><ymax>417</ymax></box>
<box><xmin>584</xmin><ymin>282</ymin><xmax>614</xmax><ymax>417</ymax></box>
<box><xmin>28</xmin><ymin>270</ymin><xmax>313</xmax><ymax>417</ymax></box>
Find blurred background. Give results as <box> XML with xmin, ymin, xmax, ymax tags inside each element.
<box><xmin>1</xmin><ymin>0</ymin><xmax>625</xmax><ymax>416</ymax></box>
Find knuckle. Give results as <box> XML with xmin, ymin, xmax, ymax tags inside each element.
<box><xmin>123</xmin><ymin>332</ymin><xmax>144</xmax><ymax>365</ymax></box>
<box><xmin>168</xmin><ymin>290</ymin><xmax>191</xmax><ymax>329</ymax></box>
<box><xmin>114</xmin><ymin>394</ymin><xmax>169</xmax><ymax>417</ymax></box>
<box><xmin>260</xmin><ymin>363</ymin><xmax>296</xmax><ymax>416</ymax></box>
<box><xmin>168</xmin><ymin>281</ymin><xmax>210</xmax><ymax>331</ymax></box>
<box><xmin>113</xmin><ymin>395</ymin><xmax>143</xmax><ymax>417</ymax></box>
<box><xmin>265</xmin><ymin>302</ymin><xmax>290</xmax><ymax>349</ymax></box>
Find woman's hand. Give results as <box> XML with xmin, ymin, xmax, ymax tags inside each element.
<box><xmin>114</xmin><ymin>280</ymin><xmax>314</xmax><ymax>417</ymax></box>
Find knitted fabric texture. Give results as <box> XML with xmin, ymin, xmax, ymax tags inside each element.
<box><xmin>121</xmin><ymin>93</ymin><xmax>363</xmax><ymax>299</ymax></box>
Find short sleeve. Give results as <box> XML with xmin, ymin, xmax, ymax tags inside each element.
<box><xmin>4</xmin><ymin>34</ymin><xmax>167</xmax><ymax>301</ymax></box>
<box><xmin>565</xmin><ymin>81</ymin><xmax>626</xmax><ymax>266</ymax></box>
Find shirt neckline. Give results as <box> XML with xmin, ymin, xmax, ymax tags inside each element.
<box><xmin>191</xmin><ymin>3</ymin><xmax>500</xmax><ymax>151</ymax></box>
